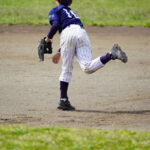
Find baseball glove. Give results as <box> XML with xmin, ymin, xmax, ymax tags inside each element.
<box><xmin>38</xmin><ymin>37</ymin><xmax>52</xmax><ymax>61</ymax></box>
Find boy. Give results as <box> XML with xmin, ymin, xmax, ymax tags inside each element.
<box><xmin>45</xmin><ymin>0</ymin><xmax>128</xmax><ymax>111</ymax></box>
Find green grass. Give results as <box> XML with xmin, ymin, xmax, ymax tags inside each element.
<box><xmin>0</xmin><ymin>0</ymin><xmax>150</xmax><ymax>26</ymax></box>
<box><xmin>0</xmin><ymin>125</ymin><xmax>150</xmax><ymax>150</ymax></box>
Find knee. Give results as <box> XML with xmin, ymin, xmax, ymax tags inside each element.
<box><xmin>81</xmin><ymin>65</ymin><xmax>93</xmax><ymax>74</ymax></box>
<box><xmin>81</xmin><ymin>62</ymin><xmax>99</xmax><ymax>74</ymax></box>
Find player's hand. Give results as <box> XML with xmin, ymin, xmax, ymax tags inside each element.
<box><xmin>45</xmin><ymin>37</ymin><xmax>51</xmax><ymax>43</ymax></box>
<box><xmin>52</xmin><ymin>52</ymin><xmax>61</xmax><ymax>64</ymax></box>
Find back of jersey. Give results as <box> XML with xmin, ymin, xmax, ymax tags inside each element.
<box><xmin>49</xmin><ymin>5</ymin><xmax>83</xmax><ymax>33</ymax></box>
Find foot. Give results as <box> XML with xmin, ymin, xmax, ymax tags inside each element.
<box><xmin>57</xmin><ymin>99</ymin><xmax>75</xmax><ymax>111</ymax></box>
<box><xmin>110</xmin><ymin>44</ymin><xmax>128</xmax><ymax>63</ymax></box>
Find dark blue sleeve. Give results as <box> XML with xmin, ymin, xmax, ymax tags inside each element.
<box><xmin>48</xmin><ymin>8</ymin><xmax>59</xmax><ymax>25</ymax></box>
<box><xmin>47</xmin><ymin>20</ymin><xmax>60</xmax><ymax>39</ymax></box>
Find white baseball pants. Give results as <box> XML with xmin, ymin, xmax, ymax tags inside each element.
<box><xmin>59</xmin><ymin>25</ymin><xmax>104</xmax><ymax>83</ymax></box>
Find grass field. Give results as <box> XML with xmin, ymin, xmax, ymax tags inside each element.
<box><xmin>0</xmin><ymin>126</ymin><xmax>150</xmax><ymax>150</ymax></box>
<box><xmin>0</xmin><ymin>0</ymin><xmax>150</xmax><ymax>26</ymax></box>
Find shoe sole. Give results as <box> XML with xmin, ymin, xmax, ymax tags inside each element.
<box><xmin>57</xmin><ymin>106</ymin><xmax>75</xmax><ymax>111</ymax></box>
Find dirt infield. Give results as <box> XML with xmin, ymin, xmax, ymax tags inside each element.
<box><xmin>0</xmin><ymin>25</ymin><xmax>150</xmax><ymax>131</ymax></box>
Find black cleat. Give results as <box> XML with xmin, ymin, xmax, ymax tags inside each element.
<box><xmin>57</xmin><ymin>99</ymin><xmax>75</xmax><ymax>111</ymax></box>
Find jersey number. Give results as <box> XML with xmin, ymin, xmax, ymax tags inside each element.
<box><xmin>63</xmin><ymin>9</ymin><xmax>79</xmax><ymax>19</ymax></box>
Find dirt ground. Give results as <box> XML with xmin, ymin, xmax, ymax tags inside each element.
<box><xmin>0</xmin><ymin>25</ymin><xmax>150</xmax><ymax>131</ymax></box>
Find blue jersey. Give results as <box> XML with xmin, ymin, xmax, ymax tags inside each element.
<box><xmin>48</xmin><ymin>5</ymin><xmax>83</xmax><ymax>33</ymax></box>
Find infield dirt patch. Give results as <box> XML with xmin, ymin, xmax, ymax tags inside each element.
<box><xmin>0</xmin><ymin>25</ymin><xmax>150</xmax><ymax>131</ymax></box>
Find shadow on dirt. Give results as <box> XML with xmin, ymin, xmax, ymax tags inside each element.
<box><xmin>76</xmin><ymin>109</ymin><xmax>150</xmax><ymax>115</ymax></box>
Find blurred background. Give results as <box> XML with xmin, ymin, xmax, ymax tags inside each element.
<box><xmin>0</xmin><ymin>0</ymin><xmax>150</xmax><ymax>26</ymax></box>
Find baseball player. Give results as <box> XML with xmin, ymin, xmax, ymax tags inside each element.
<box><xmin>45</xmin><ymin>0</ymin><xmax>128</xmax><ymax>111</ymax></box>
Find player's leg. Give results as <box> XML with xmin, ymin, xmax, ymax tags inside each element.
<box><xmin>75</xmin><ymin>29</ymin><xmax>106</xmax><ymax>73</ymax></box>
<box><xmin>76</xmin><ymin>29</ymin><xmax>127</xmax><ymax>74</ymax></box>
<box><xmin>58</xmin><ymin>55</ymin><xmax>75</xmax><ymax>111</ymax></box>
<box><xmin>58</xmin><ymin>28</ymin><xmax>76</xmax><ymax>111</ymax></box>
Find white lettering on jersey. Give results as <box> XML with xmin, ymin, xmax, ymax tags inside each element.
<box><xmin>63</xmin><ymin>9</ymin><xmax>72</xmax><ymax>18</ymax></box>
<box><xmin>63</xmin><ymin>9</ymin><xmax>79</xmax><ymax>19</ymax></box>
